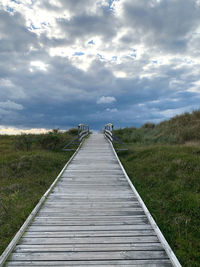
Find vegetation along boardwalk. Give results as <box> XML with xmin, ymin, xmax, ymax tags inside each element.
<box><xmin>0</xmin><ymin>132</ymin><xmax>181</xmax><ymax>266</ymax></box>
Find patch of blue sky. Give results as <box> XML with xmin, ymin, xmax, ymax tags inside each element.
<box><xmin>112</xmin><ymin>56</ymin><xmax>117</xmax><ymax>61</ymax></box>
<box><xmin>6</xmin><ymin>6</ymin><xmax>15</xmax><ymax>13</ymax></box>
<box><xmin>130</xmin><ymin>49</ymin><xmax>137</xmax><ymax>58</ymax></box>
<box><xmin>130</xmin><ymin>53</ymin><xmax>136</xmax><ymax>58</ymax></box>
<box><xmin>88</xmin><ymin>40</ymin><xmax>95</xmax><ymax>45</ymax></box>
<box><xmin>73</xmin><ymin>52</ymin><xmax>85</xmax><ymax>56</ymax></box>
<box><xmin>108</xmin><ymin>0</ymin><xmax>115</xmax><ymax>8</ymax></box>
<box><xmin>10</xmin><ymin>0</ymin><xmax>20</xmax><ymax>4</ymax></box>
<box><xmin>152</xmin><ymin>60</ymin><xmax>158</xmax><ymax>64</ymax></box>
<box><xmin>97</xmin><ymin>54</ymin><xmax>105</xmax><ymax>60</ymax></box>
<box><xmin>28</xmin><ymin>22</ymin><xmax>40</xmax><ymax>31</ymax></box>
<box><xmin>183</xmin><ymin>58</ymin><xmax>193</xmax><ymax>64</ymax></box>
<box><xmin>108</xmin><ymin>0</ymin><xmax>120</xmax><ymax>10</ymax></box>
<box><xmin>103</xmin><ymin>0</ymin><xmax>116</xmax><ymax>12</ymax></box>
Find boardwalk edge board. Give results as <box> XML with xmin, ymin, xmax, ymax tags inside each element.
<box><xmin>109</xmin><ymin>139</ymin><xmax>182</xmax><ymax>267</ymax></box>
<box><xmin>0</xmin><ymin>139</ymin><xmax>85</xmax><ymax>266</ymax></box>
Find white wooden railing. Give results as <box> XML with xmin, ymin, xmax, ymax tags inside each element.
<box><xmin>78</xmin><ymin>124</ymin><xmax>89</xmax><ymax>142</ymax></box>
<box><xmin>104</xmin><ymin>123</ymin><xmax>128</xmax><ymax>151</ymax></box>
<box><xmin>104</xmin><ymin>123</ymin><xmax>114</xmax><ymax>142</ymax></box>
<box><xmin>62</xmin><ymin>124</ymin><xmax>89</xmax><ymax>151</ymax></box>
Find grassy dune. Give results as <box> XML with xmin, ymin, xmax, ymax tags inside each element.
<box><xmin>115</xmin><ymin>111</ymin><xmax>200</xmax><ymax>267</ymax></box>
<box><xmin>0</xmin><ymin>130</ymin><xmax>76</xmax><ymax>254</ymax></box>
<box><xmin>115</xmin><ymin>110</ymin><xmax>200</xmax><ymax>145</ymax></box>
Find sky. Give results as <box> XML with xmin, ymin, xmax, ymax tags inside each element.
<box><xmin>0</xmin><ymin>0</ymin><xmax>200</xmax><ymax>133</ymax></box>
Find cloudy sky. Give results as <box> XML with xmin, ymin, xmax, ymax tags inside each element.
<box><xmin>0</xmin><ymin>0</ymin><xmax>200</xmax><ymax>132</ymax></box>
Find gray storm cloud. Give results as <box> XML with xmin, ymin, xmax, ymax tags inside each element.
<box><xmin>0</xmin><ymin>0</ymin><xmax>199</xmax><ymax>130</ymax></box>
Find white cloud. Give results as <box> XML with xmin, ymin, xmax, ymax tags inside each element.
<box><xmin>113</xmin><ymin>71</ymin><xmax>127</xmax><ymax>78</ymax></box>
<box><xmin>97</xmin><ymin>96</ymin><xmax>116</xmax><ymax>104</ymax></box>
<box><xmin>30</xmin><ymin>61</ymin><xmax>48</xmax><ymax>71</ymax></box>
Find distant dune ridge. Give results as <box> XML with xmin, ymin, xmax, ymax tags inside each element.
<box><xmin>114</xmin><ymin>109</ymin><xmax>200</xmax><ymax>145</ymax></box>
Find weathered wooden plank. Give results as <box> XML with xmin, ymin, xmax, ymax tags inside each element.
<box><xmin>35</xmin><ymin>216</ymin><xmax>147</xmax><ymax>222</ymax></box>
<box><xmin>61</xmin><ymin>174</ymin><xmax>126</xmax><ymax>177</ymax></box>
<box><xmin>46</xmin><ymin>196</ymin><xmax>137</xmax><ymax>202</ymax></box>
<box><xmin>44</xmin><ymin>204</ymin><xmax>139</xmax><ymax>208</ymax></box>
<box><xmin>55</xmin><ymin>184</ymin><xmax>130</xmax><ymax>188</ymax></box>
<box><xmin>37</xmin><ymin>209</ymin><xmax>143</xmax><ymax>215</ymax></box>
<box><xmin>55</xmin><ymin>176</ymin><xmax>128</xmax><ymax>181</ymax></box>
<box><xmin>34</xmin><ymin>214</ymin><xmax>147</xmax><ymax>220</ymax></box>
<box><xmin>32</xmin><ymin>218</ymin><xmax>148</xmax><ymax>226</ymax></box>
<box><xmin>14</xmin><ymin>243</ymin><xmax>163</xmax><ymax>253</ymax></box>
<box><xmin>71</xmin><ymin>160</ymin><xmax>118</xmax><ymax>163</ymax></box>
<box><xmin>40</xmin><ymin>206</ymin><xmax>142</xmax><ymax>212</ymax></box>
<box><xmin>57</xmin><ymin>181</ymin><xmax>128</xmax><ymax>185</ymax></box>
<box><xmin>20</xmin><ymin>236</ymin><xmax>159</xmax><ymax>245</ymax></box>
<box><xmin>63</xmin><ymin>171</ymin><xmax>124</xmax><ymax>174</ymax></box>
<box><xmin>44</xmin><ymin>201</ymin><xmax>140</xmax><ymax>206</ymax></box>
<box><xmin>67</xmin><ymin>163</ymin><xmax>122</xmax><ymax>166</ymax></box>
<box><xmin>37</xmin><ymin>211</ymin><xmax>145</xmax><ymax>217</ymax></box>
<box><xmin>49</xmin><ymin>193</ymin><xmax>135</xmax><ymax>197</ymax></box>
<box><xmin>66</xmin><ymin>169</ymin><xmax>123</xmax><ymax>172</ymax></box>
<box><xmin>6</xmin><ymin>259</ymin><xmax>173</xmax><ymax>266</ymax></box>
<box><xmin>27</xmin><ymin>224</ymin><xmax>152</xmax><ymax>232</ymax></box>
<box><xmin>60</xmin><ymin>177</ymin><xmax>126</xmax><ymax>181</ymax></box>
<box><xmin>52</xmin><ymin>188</ymin><xmax>132</xmax><ymax>193</ymax></box>
<box><xmin>23</xmin><ymin>230</ymin><xmax>155</xmax><ymax>238</ymax></box>
<box><xmin>40</xmin><ymin>208</ymin><xmax>143</xmax><ymax>213</ymax></box>
<box><xmin>10</xmin><ymin>250</ymin><xmax>168</xmax><ymax>261</ymax></box>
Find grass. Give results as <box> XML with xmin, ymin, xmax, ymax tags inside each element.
<box><xmin>115</xmin><ymin>110</ymin><xmax>200</xmax><ymax>145</ymax></box>
<box><xmin>0</xmin><ymin>130</ymin><xmax>76</xmax><ymax>255</ymax></box>
<box><xmin>114</xmin><ymin>110</ymin><xmax>200</xmax><ymax>267</ymax></box>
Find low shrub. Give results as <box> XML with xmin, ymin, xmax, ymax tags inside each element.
<box><xmin>13</xmin><ymin>129</ymin><xmax>76</xmax><ymax>152</ymax></box>
<box><xmin>141</xmin><ymin>122</ymin><xmax>155</xmax><ymax>129</ymax></box>
<box><xmin>14</xmin><ymin>134</ymin><xmax>33</xmax><ymax>151</ymax></box>
<box><xmin>38</xmin><ymin>133</ymin><xmax>60</xmax><ymax>150</ymax></box>
<box><xmin>68</xmin><ymin>128</ymin><xmax>78</xmax><ymax>136</ymax></box>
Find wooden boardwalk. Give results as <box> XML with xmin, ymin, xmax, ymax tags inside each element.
<box><xmin>1</xmin><ymin>133</ymin><xmax>181</xmax><ymax>266</ymax></box>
